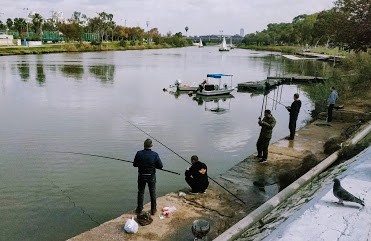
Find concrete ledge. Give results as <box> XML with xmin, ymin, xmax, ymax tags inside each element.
<box><xmin>214</xmin><ymin>122</ymin><xmax>371</xmax><ymax>241</ymax></box>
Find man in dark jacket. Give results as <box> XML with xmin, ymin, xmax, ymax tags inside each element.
<box><xmin>185</xmin><ymin>155</ymin><xmax>209</xmax><ymax>193</ymax></box>
<box><xmin>256</xmin><ymin>109</ymin><xmax>276</xmax><ymax>163</ymax></box>
<box><xmin>133</xmin><ymin>139</ymin><xmax>163</xmax><ymax>215</ymax></box>
<box><xmin>286</xmin><ymin>93</ymin><xmax>302</xmax><ymax>140</ymax></box>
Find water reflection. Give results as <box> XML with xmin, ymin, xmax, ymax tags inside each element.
<box><xmin>17</xmin><ymin>61</ymin><xmax>30</xmax><ymax>81</ymax></box>
<box><xmin>89</xmin><ymin>65</ymin><xmax>115</xmax><ymax>83</ymax></box>
<box><xmin>193</xmin><ymin>94</ymin><xmax>234</xmax><ymax>113</ymax></box>
<box><xmin>36</xmin><ymin>63</ymin><xmax>45</xmax><ymax>85</ymax></box>
<box><xmin>60</xmin><ymin>65</ymin><xmax>84</xmax><ymax>80</ymax></box>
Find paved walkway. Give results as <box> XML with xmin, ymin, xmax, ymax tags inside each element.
<box><xmin>264</xmin><ymin>147</ymin><xmax>371</xmax><ymax>241</ymax></box>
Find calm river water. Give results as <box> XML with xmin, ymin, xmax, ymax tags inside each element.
<box><xmin>0</xmin><ymin>46</ymin><xmax>315</xmax><ymax>241</ymax></box>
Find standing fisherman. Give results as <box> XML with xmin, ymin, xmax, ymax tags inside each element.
<box><xmin>133</xmin><ymin>139</ymin><xmax>163</xmax><ymax>215</ymax></box>
<box><xmin>256</xmin><ymin>109</ymin><xmax>276</xmax><ymax>163</ymax></box>
<box><xmin>285</xmin><ymin>93</ymin><xmax>301</xmax><ymax>140</ymax></box>
<box><xmin>327</xmin><ymin>86</ymin><xmax>338</xmax><ymax>123</ymax></box>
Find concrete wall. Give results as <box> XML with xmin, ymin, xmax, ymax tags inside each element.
<box><xmin>0</xmin><ymin>34</ymin><xmax>14</xmax><ymax>45</ymax></box>
<box><xmin>28</xmin><ymin>41</ymin><xmax>42</xmax><ymax>46</ymax></box>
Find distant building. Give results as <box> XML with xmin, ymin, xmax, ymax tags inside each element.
<box><xmin>240</xmin><ymin>28</ymin><xmax>244</xmax><ymax>37</ymax></box>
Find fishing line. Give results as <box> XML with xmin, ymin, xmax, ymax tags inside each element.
<box><xmin>50</xmin><ymin>151</ymin><xmax>181</xmax><ymax>175</ymax></box>
<box><xmin>45</xmin><ymin>176</ymin><xmax>101</xmax><ymax>225</ymax></box>
<box><xmin>126</xmin><ymin>120</ymin><xmax>247</xmax><ymax>205</ymax></box>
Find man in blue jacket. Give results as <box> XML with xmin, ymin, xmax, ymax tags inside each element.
<box><xmin>327</xmin><ymin>86</ymin><xmax>338</xmax><ymax>122</ymax></box>
<box><xmin>133</xmin><ymin>139</ymin><xmax>163</xmax><ymax>215</ymax></box>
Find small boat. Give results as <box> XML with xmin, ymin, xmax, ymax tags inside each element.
<box><xmin>173</xmin><ymin>79</ymin><xmax>198</xmax><ymax>92</ymax></box>
<box><xmin>196</xmin><ymin>74</ymin><xmax>234</xmax><ymax>96</ymax></box>
<box><xmin>199</xmin><ymin>38</ymin><xmax>203</xmax><ymax>48</ymax></box>
<box><xmin>237</xmin><ymin>79</ymin><xmax>281</xmax><ymax>92</ymax></box>
<box><xmin>219</xmin><ymin>37</ymin><xmax>230</xmax><ymax>51</ymax></box>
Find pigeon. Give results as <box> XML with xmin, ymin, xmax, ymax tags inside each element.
<box><xmin>333</xmin><ymin>178</ymin><xmax>365</xmax><ymax>206</ymax></box>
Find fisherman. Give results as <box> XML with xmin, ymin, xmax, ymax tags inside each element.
<box><xmin>133</xmin><ymin>138</ymin><xmax>163</xmax><ymax>215</ymax></box>
<box><xmin>327</xmin><ymin>86</ymin><xmax>338</xmax><ymax>123</ymax></box>
<box><xmin>285</xmin><ymin>93</ymin><xmax>302</xmax><ymax>140</ymax></box>
<box><xmin>185</xmin><ymin>155</ymin><xmax>209</xmax><ymax>194</ymax></box>
<box><xmin>198</xmin><ymin>79</ymin><xmax>207</xmax><ymax>93</ymax></box>
<box><xmin>256</xmin><ymin>109</ymin><xmax>276</xmax><ymax>163</ymax></box>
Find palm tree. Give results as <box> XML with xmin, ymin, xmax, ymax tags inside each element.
<box><xmin>14</xmin><ymin>18</ymin><xmax>27</xmax><ymax>38</ymax></box>
<box><xmin>31</xmin><ymin>13</ymin><xmax>43</xmax><ymax>38</ymax></box>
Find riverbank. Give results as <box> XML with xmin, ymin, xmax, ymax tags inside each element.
<box><xmin>68</xmin><ymin>107</ymin><xmax>370</xmax><ymax>240</ymax></box>
<box><xmin>0</xmin><ymin>42</ymin><xmax>188</xmax><ymax>56</ymax></box>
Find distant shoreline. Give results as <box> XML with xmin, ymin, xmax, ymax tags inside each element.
<box><xmin>0</xmin><ymin>42</ymin><xmax>187</xmax><ymax>56</ymax></box>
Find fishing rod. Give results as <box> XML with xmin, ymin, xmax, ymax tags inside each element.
<box><xmin>51</xmin><ymin>151</ymin><xmax>181</xmax><ymax>176</ymax></box>
<box><xmin>126</xmin><ymin>120</ymin><xmax>247</xmax><ymax>205</ymax></box>
<box><xmin>243</xmin><ymin>85</ymin><xmax>289</xmax><ymax>108</ymax></box>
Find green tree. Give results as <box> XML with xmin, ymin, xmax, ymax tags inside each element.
<box><xmin>0</xmin><ymin>20</ymin><xmax>5</xmax><ymax>30</ymax></box>
<box><xmin>31</xmin><ymin>13</ymin><xmax>43</xmax><ymax>38</ymax></box>
<box><xmin>43</xmin><ymin>18</ymin><xmax>58</xmax><ymax>31</ymax></box>
<box><xmin>58</xmin><ymin>22</ymin><xmax>83</xmax><ymax>42</ymax></box>
<box><xmin>6</xmin><ymin>18</ymin><xmax>13</xmax><ymax>31</ymax></box>
<box><xmin>70</xmin><ymin>11</ymin><xmax>88</xmax><ymax>25</ymax></box>
<box><xmin>115</xmin><ymin>26</ymin><xmax>129</xmax><ymax>40</ymax></box>
<box><xmin>13</xmin><ymin>18</ymin><xmax>27</xmax><ymax>38</ymax></box>
<box><xmin>334</xmin><ymin>0</ymin><xmax>370</xmax><ymax>51</ymax></box>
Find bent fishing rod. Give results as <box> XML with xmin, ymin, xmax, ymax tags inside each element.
<box><xmin>126</xmin><ymin>120</ymin><xmax>247</xmax><ymax>205</ymax></box>
<box><xmin>51</xmin><ymin>151</ymin><xmax>181</xmax><ymax>175</ymax></box>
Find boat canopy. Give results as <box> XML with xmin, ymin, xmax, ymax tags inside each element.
<box><xmin>207</xmin><ymin>74</ymin><xmax>233</xmax><ymax>78</ymax></box>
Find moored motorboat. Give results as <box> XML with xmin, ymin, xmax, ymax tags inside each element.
<box><xmin>196</xmin><ymin>74</ymin><xmax>234</xmax><ymax>96</ymax></box>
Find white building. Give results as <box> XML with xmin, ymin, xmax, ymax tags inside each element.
<box><xmin>0</xmin><ymin>33</ymin><xmax>15</xmax><ymax>45</ymax></box>
<box><xmin>240</xmin><ymin>28</ymin><xmax>244</xmax><ymax>37</ymax></box>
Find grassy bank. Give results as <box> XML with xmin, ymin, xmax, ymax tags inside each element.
<box><xmin>238</xmin><ymin>44</ymin><xmax>300</xmax><ymax>54</ymax></box>
<box><xmin>238</xmin><ymin>44</ymin><xmax>348</xmax><ymax>56</ymax></box>
<box><xmin>302</xmin><ymin>52</ymin><xmax>371</xmax><ymax>117</ymax></box>
<box><xmin>0</xmin><ymin>41</ymin><xmax>189</xmax><ymax>56</ymax></box>
<box><xmin>239</xmin><ymin>44</ymin><xmax>370</xmax><ymax>117</ymax></box>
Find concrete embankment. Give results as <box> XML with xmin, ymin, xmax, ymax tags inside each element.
<box><xmin>68</xmin><ymin>108</ymin><xmax>370</xmax><ymax>241</ymax></box>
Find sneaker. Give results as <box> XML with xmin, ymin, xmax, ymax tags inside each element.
<box><xmin>199</xmin><ymin>190</ymin><xmax>207</xmax><ymax>194</ymax></box>
<box><xmin>150</xmin><ymin>209</ymin><xmax>157</xmax><ymax>215</ymax></box>
<box><xmin>254</xmin><ymin>154</ymin><xmax>262</xmax><ymax>159</ymax></box>
<box><xmin>190</xmin><ymin>190</ymin><xmax>199</xmax><ymax>194</ymax></box>
<box><xmin>258</xmin><ymin>159</ymin><xmax>268</xmax><ymax>163</ymax></box>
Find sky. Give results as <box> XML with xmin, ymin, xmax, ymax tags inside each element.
<box><xmin>0</xmin><ymin>0</ymin><xmax>335</xmax><ymax>36</ymax></box>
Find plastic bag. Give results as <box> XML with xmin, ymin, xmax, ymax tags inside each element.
<box><xmin>124</xmin><ymin>217</ymin><xmax>138</xmax><ymax>234</ymax></box>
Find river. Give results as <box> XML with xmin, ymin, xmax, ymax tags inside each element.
<box><xmin>0</xmin><ymin>46</ymin><xmax>315</xmax><ymax>241</ymax></box>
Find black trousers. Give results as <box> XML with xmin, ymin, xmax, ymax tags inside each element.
<box><xmin>289</xmin><ymin>117</ymin><xmax>297</xmax><ymax>139</ymax></box>
<box><xmin>185</xmin><ymin>176</ymin><xmax>208</xmax><ymax>193</ymax></box>
<box><xmin>327</xmin><ymin>104</ymin><xmax>334</xmax><ymax>122</ymax></box>
<box><xmin>256</xmin><ymin>135</ymin><xmax>271</xmax><ymax>160</ymax></box>
<box><xmin>136</xmin><ymin>174</ymin><xmax>156</xmax><ymax>213</ymax></box>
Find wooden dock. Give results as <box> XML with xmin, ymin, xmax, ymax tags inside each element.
<box><xmin>267</xmin><ymin>74</ymin><xmax>326</xmax><ymax>83</ymax></box>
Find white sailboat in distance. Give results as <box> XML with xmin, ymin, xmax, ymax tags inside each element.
<box><xmin>199</xmin><ymin>38</ymin><xmax>203</xmax><ymax>48</ymax></box>
<box><xmin>219</xmin><ymin>36</ymin><xmax>230</xmax><ymax>51</ymax></box>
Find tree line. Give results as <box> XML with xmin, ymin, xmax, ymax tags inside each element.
<box><xmin>0</xmin><ymin>11</ymin><xmax>191</xmax><ymax>47</ymax></box>
<box><xmin>242</xmin><ymin>0</ymin><xmax>370</xmax><ymax>52</ymax></box>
